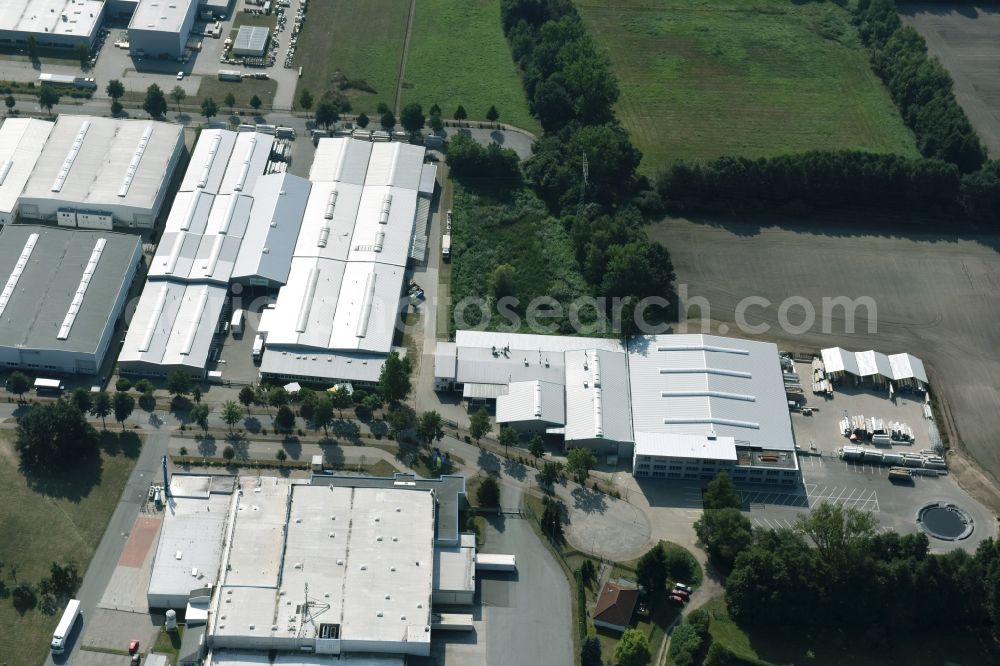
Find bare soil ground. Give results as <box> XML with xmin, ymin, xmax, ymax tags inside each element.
<box><xmin>650</xmin><ymin>217</ymin><xmax>1000</xmax><ymax>514</ymax></box>
<box><xmin>900</xmin><ymin>3</ymin><xmax>1000</xmax><ymax>158</ymax></box>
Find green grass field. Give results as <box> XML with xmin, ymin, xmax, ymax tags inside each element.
<box><xmin>293</xmin><ymin>0</ymin><xmax>409</xmax><ymax>115</ymax></box>
<box><xmin>575</xmin><ymin>0</ymin><xmax>919</xmax><ymax>174</ymax></box>
<box><xmin>402</xmin><ymin>0</ymin><xmax>539</xmax><ymax>133</ymax></box>
<box><xmin>0</xmin><ymin>431</ymin><xmax>139</xmax><ymax>665</ymax></box>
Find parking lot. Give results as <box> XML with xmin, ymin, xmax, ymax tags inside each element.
<box><xmin>212</xmin><ymin>289</ymin><xmax>276</xmax><ymax>385</ymax></box>
<box><xmin>741</xmin><ymin>451</ymin><xmax>996</xmax><ymax>553</ymax></box>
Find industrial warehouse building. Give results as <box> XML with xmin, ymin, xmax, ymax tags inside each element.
<box><xmin>0</xmin><ymin>118</ymin><xmax>53</xmax><ymax>225</ymax></box>
<box><xmin>628</xmin><ymin>334</ymin><xmax>799</xmax><ymax>485</ymax></box>
<box><xmin>147</xmin><ymin>473</ymin><xmax>483</xmax><ymax>664</ymax></box>
<box><xmin>434</xmin><ymin>331</ymin><xmax>635</xmax><ymax>459</ymax></box>
<box><xmin>119</xmin><ymin>129</ymin><xmax>307</xmax><ymax>378</ymax></box>
<box><xmin>0</xmin><ymin>0</ymin><xmax>106</xmax><ymax>49</ymax></box>
<box><xmin>18</xmin><ymin>115</ymin><xmax>184</xmax><ymax>229</ymax></box>
<box><xmin>0</xmin><ymin>224</ymin><xmax>140</xmax><ymax>374</ymax></box>
<box><xmin>128</xmin><ymin>0</ymin><xmax>197</xmax><ymax>59</ymax></box>
<box><xmin>257</xmin><ymin>137</ymin><xmax>436</xmax><ymax>386</ymax></box>
<box><xmin>436</xmin><ymin>332</ymin><xmax>802</xmax><ymax>484</ymax></box>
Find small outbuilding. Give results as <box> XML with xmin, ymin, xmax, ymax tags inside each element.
<box><xmin>232</xmin><ymin>25</ymin><xmax>270</xmax><ymax>56</ymax></box>
<box><xmin>592</xmin><ymin>581</ymin><xmax>640</xmax><ymax>633</ymax></box>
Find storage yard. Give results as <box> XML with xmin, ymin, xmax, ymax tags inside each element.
<box><xmin>651</xmin><ymin>216</ymin><xmax>1000</xmax><ymax>509</ymax></box>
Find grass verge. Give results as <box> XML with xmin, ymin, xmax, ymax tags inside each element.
<box><xmin>0</xmin><ymin>430</ymin><xmax>140</xmax><ymax>665</ymax></box>
<box><xmin>293</xmin><ymin>0</ymin><xmax>409</xmax><ymax>114</ymax></box>
<box><xmin>574</xmin><ymin>0</ymin><xmax>918</xmax><ymax>173</ymax></box>
<box><xmin>401</xmin><ymin>0</ymin><xmax>538</xmax><ymax>133</ymax></box>
<box><xmin>152</xmin><ymin>624</ymin><xmax>184</xmax><ymax>665</ymax></box>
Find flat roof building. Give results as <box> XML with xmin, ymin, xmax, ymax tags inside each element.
<box><xmin>147</xmin><ymin>475</ymin><xmax>235</xmax><ymax>610</ymax></box>
<box><xmin>19</xmin><ymin>115</ymin><xmax>184</xmax><ymax>229</ymax></box>
<box><xmin>128</xmin><ymin>0</ymin><xmax>198</xmax><ymax>58</ymax></box>
<box><xmin>0</xmin><ymin>118</ymin><xmax>53</xmax><ymax>225</ymax></box>
<box><xmin>0</xmin><ymin>224</ymin><xmax>140</xmax><ymax>375</ymax></box>
<box><xmin>0</xmin><ymin>0</ymin><xmax>105</xmax><ymax>48</ymax></box>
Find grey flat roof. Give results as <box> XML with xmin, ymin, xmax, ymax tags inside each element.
<box><xmin>311</xmin><ymin>473</ymin><xmax>466</xmax><ymax>544</ymax></box>
<box><xmin>0</xmin><ymin>225</ymin><xmax>139</xmax><ymax>353</ymax></box>
<box><xmin>129</xmin><ymin>0</ymin><xmax>194</xmax><ymax>33</ymax></box>
<box><xmin>0</xmin><ymin>0</ymin><xmax>104</xmax><ymax>39</ymax></box>
<box><xmin>21</xmin><ymin>116</ymin><xmax>183</xmax><ymax>213</ymax></box>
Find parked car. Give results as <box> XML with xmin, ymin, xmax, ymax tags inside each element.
<box><xmin>176</xmin><ymin>71</ymin><xmax>184</xmax><ymax>80</ymax></box>
<box><xmin>668</xmin><ymin>594</ymin><xmax>686</xmax><ymax>605</ymax></box>
<box><xmin>128</xmin><ymin>640</ymin><xmax>139</xmax><ymax>655</ymax></box>
<box><xmin>673</xmin><ymin>583</ymin><xmax>692</xmax><ymax>593</ymax></box>
<box><xmin>131</xmin><ymin>655</ymin><xmax>141</xmax><ymax>666</ymax></box>
<box><xmin>671</xmin><ymin>588</ymin><xmax>690</xmax><ymax>600</ymax></box>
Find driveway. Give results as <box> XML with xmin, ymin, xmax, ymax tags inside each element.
<box><xmin>45</xmin><ymin>432</ymin><xmax>170</xmax><ymax>666</ymax></box>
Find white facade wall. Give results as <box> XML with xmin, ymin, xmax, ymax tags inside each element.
<box><xmin>128</xmin><ymin>0</ymin><xmax>198</xmax><ymax>58</ymax></box>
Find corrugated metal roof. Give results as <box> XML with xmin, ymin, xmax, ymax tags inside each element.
<box><xmin>628</xmin><ymin>334</ymin><xmax>796</xmax><ymax>452</ymax></box>
<box><xmin>418</xmin><ymin>163</ymin><xmax>437</xmax><ymax>196</ymax></box>
<box><xmin>310</xmin><ymin>137</ymin><xmax>372</xmax><ymax>184</ymax></box>
<box><xmin>120</xmin><ymin>281</ymin><xmax>227</xmax><ymax>372</ymax></box>
<box><xmin>260</xmin><ymin>346</ymin><xmax>388</xmax><ymax>383</ymax></box>
<box><xmin>496</xmin><ymin>380</ymin><xmax>565</xmax><ymax>425</ymax></box>
<box><xmin>231</xmin><ymin>172</ymin><xmax>310</xmax><ymax>285</ymax></box>
<box><xmin>0</xmin><ymin>118</ymin><xmax>52</xmax><ymax>217</ymax></box>
<box><xmin>462</xmin><ymin>382</ymin><xmax>510</xmax><ymax>399</ymax></box>
<box><xmin>564</xmin><ymin>348</ymin><xmax>633</xmax><ymax>443</ymax></box>
<box><xmin>232</xmin><ymin>25</ymin><xmax>270</xmax><ymax>55</ymax></box>
<box><xmin>455</xmin><ymin>345</ymin><xmax>565</xmax><ymax>386</ymax></box>
<box><xmin>179</xmin><ymin>129</ymin><xmax>237</xmax><ymax>194</ymax></box>
<box><xmin>434</xmin><ymin>341</ymin><xmax>457</xmax><ymax>380</ymax></box>
<box><xmin>293</xmin><ymin>181</ymin><xmax>363</xmax><ymax>262</ymax></box>
<box><xmin>21</xmin><ymin>116</ymin><xmax>183</xmax><ymax>215</ymax></box>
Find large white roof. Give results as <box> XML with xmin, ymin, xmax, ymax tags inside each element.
<box><xmin>211</xmin><ymin>482</ymin><xmax>433</xmax><ymax>650</ymax></box>
<box><xmin>129</xmin><ymin>0</ymin><xmax>194</xmax><ymax>33</ymax></box>
<box><xmin>0</xmin><ymin>0</ymin><xmax>104</xmax><ymax>40</ymax></box>
<box><xmin>455</xmin><ymin>330</ymin><xmax>625</xmax><ymax>354</ymax></box>
<box><xmin>0</xmin><ymin>118</ymin><xmax>52</xmax><ymax>216</ymax></box>
<box><xmin>261</xmin><ymin>138</ymin><xmax>427</xmax><ymax>381</ymax></box>
<box><xmin>627</xmin><ymin>334</ymin><xmax>796</xmax><ymax>452</ymax></box>
<box><xmin>148</xmin><ymin>475</ymin><xmax>234</xmax><ymax>606</ymax></box>
<box><xmin>21</xmin><ymin>115</ymin><xmax>182</xmax><ymax>213</ymax></box>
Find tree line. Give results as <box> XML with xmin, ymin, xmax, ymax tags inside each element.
<box><xmin>856</xmin><ymin>0</ymin><xmax>985</xmax><ymax>173</ymax></box>
<box><xmin>487</xmin><ymin>0</ymin><xmax>676</xmax><ymax>330</ymax></box>
<box><xmin>694</xmin><ymin>473</ymin><xmax>1000</xmax><ymax>650</ymax></box>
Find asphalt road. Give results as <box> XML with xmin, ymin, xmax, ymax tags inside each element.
<box><xmin>44</xmin><ymin>432</ymin><xmax>170</xmax><ymax>666</ymax></box>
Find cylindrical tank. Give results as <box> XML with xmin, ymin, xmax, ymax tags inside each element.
<box><xmin>165</xmin><ymin>609</ymin><xmax>177</xmax><ymax>631</ymax></box>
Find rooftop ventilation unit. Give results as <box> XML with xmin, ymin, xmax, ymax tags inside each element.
<box><xmin>593</xmin><ymin>387</ymin><xmax>604</xmax><ymax>438</ymax></box>
<box><xmin>0</xmin><ymin>159</ymin><xmax>14</xmax><ymax>187</ymax></box>
<box><xmin>379</xmin><ymin>194</ymin><xmax>392</xmax><ymax>224</ymax></box>
<box><xmin>51</xmin><ymin>120</ymin><xmax>90</xmax><ymax>192</ymax></box>
<box><xmin>355</xmin><ymin>271</ymin><xmax>376</xmax><ymax>338</ymax></box>
<box><xmin>179</xmin><ymin>287</ymin><xmax>209</xmax><ymax>356</ymax></box>
<box><xmin>196</xmin><ymin>133</ymin><xmax>223</xmax><ymax>189</ymax></box>
<box><xmin>232</xmin><ymin>136</ymin><xmax>257</xmax><ymax>192</ymax></box>
<box><xmin>590</xmin><ymin>351</ymin><xmax>601</xmax><ymax>388</ymax></box>
<box><xmin>533</xmin><ymin>382</ymin><xmax>542</xmax><ymax>418</ymax></box>
<box><xmin>57</xmin><ymin>238</ymin><xmax>106</xmax><ymax>339</ymax></box>
<box><xmin>138</xmin><ymin>284</ymin><xmax>169</xmax><ymax>352</ymax></box>
<box><xmin>0</xmin><ymin>232</ymin><xmax>38</xmax><ymax>319</ymax></box>
<box><xmin>118</xmin><ymin>125</ymin><xmax>153</xmax><ymax>198</ymax></box>
<box><xmin>295</xmin><ymin>267</ymin><xmax>319</xmax><ymax>333</ymax></box>
<box><xmin>324</xmin><ymin>189</ymin><xmax>338</xmax><ymax>219</ymax></box>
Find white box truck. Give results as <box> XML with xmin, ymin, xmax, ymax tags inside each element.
<box><xmin>34</xmin><ymin>377</ymin><xmax>65</xmax><ymax>394</ymax></box>
<box><xmin>442</xmin><ymin>234</ymin><xmax>451</xmax><ymax>261</ymax></box>
<box><xmin>252</xmin><ymin>334</ymin><xmax>264</xmax><ymax>361</ymax></box>
<box><xmin>231</xmin><ymin>310</ymin><xmax>244</xmax><ymax>337</ymax></box>
<box><xmin>50</xmin><ymin>598</ymin><xmax>81</xmax><ymax>653</ymax></box>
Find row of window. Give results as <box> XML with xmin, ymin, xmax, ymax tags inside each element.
<box><xmin>637</xmin><ymin>469</ymin><xmax>797</xmax><ymax>485</ymax></box>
